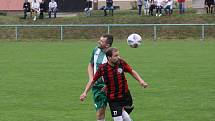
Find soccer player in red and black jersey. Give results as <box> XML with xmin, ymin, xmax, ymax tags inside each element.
<box><xmin>80</xmin><ymin>47</ymin><xmax>148</xmax><ymax>121</ymax></box>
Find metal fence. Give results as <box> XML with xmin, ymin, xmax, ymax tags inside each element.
<box><xmin>0</xmin><ymin>24</ymin><xmax>215</xmax><ymax>41</ymax></box>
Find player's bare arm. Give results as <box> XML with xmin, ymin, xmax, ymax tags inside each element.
<box><xmin>80</xmin><ymin>79</ymin><xmax>96</xmax><ymax>101</ymax></box>
<box><xmin>81</xmin><ymin>63</ymin><xmax>94</xmax><ymax>101</ymax></box>
<box><xmin>80</xmin><ymin>63</ymin><xmax>94</xmax><ymax>101</ymax></box>
<box><xmin>87</xmin><ymin>63</ymin><xmax>94</xmax><ymax>81</ymax></box>
<box><xmin>130</xmin><ymin>70</ymin><xmax>148</xmax><ymax>88</ymax></box>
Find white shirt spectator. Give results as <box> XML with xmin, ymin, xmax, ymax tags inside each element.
<box><xmin>155</xmin><ymin>0</ymin><xmax>163</xmax><ymax>6</ymax></box>
<box><xmin>48</xmin><ymin>0</ymin><xmax>57</xmax><ymax>18</ymax></box>
<box><xmin>31</xmin><ymin>0</ymin><xmax>40</xmax><ymax>11</ymax></box>
<box><xmin>166</xmin><ymin>0</ymin><xmax>173</xmax><ymax>6</ymax></box>
<box><xmin>31</xmin><ymin>0</ymin><xmax>40</xmax><ymax>21</ymax></box>
<box><xmin>49</xmin><ymin>1</ymin><xmax>57</xmax><ymax>9</ymax></box>
<box><xmin>144</xmin><ymin>0</ymin><xmax>150</xmax><ymax>8</ymax></box>
<box><xmin>163</xmin><ymin>0</ymin><xmax>173</xmax><ymax>9</ymax></box>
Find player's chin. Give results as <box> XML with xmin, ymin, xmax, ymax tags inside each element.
<box><xmin>113</xmin><ymin>59</ymin><xmax>119</xmax><ymax>64</ymax></box>
<box><xmin>98</xmin><ymin>44</ymin><xmax>103</xmax><ymax>49</ymax></box>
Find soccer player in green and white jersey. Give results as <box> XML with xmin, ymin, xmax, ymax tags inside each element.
<box><xmin>87</xmin><ymin>34</ymin><xmax>113</xmax><ymax>121</ymax></box>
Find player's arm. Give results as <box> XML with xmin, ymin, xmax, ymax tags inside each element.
<box><xmin>121</xmin><ymin>59</ymin><xmax>148</xmax><ymax>88</ymax></box>
<box><xmin>88</xmin><ymin>48</ymin><xmax>96</xmax><ymax>81</ymax></box>
<box><xmin>80</xmin><ymin>65</ymin><xmax>102</xmax><ymax>101</ymax></box>
<box><xmin>80</xmin><ymin>63</ymin><xmax>94</xmax><ymax>101</ymax></box>
<box><xmin>80</xmin><ymin>79</ymin><xmax>96</xmax><ymax>101</ymax></box>
<box><xmin>130</xmin><ymin>70</ymin><xmax>148</xmax><ymax>88</ymax></box>
<box><xmin>87</xmin><ymin>63</ymin><xmax>94</xmax><ymax>81</ymax></box>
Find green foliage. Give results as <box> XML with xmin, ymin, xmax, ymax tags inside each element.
<box><xmin>0</xmin><ymin>40</ymin><xmax>215</xmax><ymax>121</ymax></box>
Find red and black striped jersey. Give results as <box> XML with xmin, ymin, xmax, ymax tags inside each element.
<box><xmin>93</xmin><ymin>59</ymin><xmax>132</xmax><ymax>101</ymax></box>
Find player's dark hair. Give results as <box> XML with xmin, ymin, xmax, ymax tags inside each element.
<box><xmin>106</xmin><ymin>47</ymin><xmax>118</xmax><ymax>58</ymax></box>
<box><xmin>102</xmin><ymin>34</ymin><xmax>113</xmax><ymax>47</ymax></box>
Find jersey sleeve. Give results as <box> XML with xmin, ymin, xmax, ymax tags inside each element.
<box><xmin>121</xmin><ymin>59</ymin><xmax>132</xmax><ymax>73</ymax></box>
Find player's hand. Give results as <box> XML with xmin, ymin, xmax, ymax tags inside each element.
<box><xmin>80</xmin><ymin>92</ymin><xmax>87</xmax><ymax>101</ymax></box>
<box><xmin>140</xmin><ymin>81</ymin><xmax>148</xmax><ymax>88</ymax></box>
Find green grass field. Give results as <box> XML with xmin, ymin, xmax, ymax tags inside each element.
<box><xmin>0</xmin><ymin>40</ymin><xmax>215</xmax><ymax>121</ymax></box>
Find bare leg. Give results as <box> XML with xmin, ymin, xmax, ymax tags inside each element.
<box><xmin>96</xmin><ymin>107</ymin><xmax>106</xmax><ymax>120</ymax></box>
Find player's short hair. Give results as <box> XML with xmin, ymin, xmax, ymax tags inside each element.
<box><xmin>106</xmin><ymin>47</ymin><xmax>118</xmax><ymax>58</ymax></box>
<box><xmin>102</xmin><ymin>34</ymin><xmax>113</xmax><ymax>47</ymax></box>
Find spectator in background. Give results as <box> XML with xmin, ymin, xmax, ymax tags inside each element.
<box><xmin>49</xmin><ymin>0</ymin><xmax>57</xmax><ymax>18</ymax></box>
<box><xmin>178</xmin><ymin>0</ymin><xmax>185</xmax><ymax>14</ymax></box>
<box><xmin>205</xmin><ymin>0</ymin><xmax>214</xmax><ymax>14</ymax></box>
<box><xmin>137</xmin><ymin>0</ymin><xmax>143</xmax><ymax>15</ymax></box>
<box><xmin>143</xmin><ymin>0</ymin><xmax>150</xmax><ymax>16</ymax></box>
<box><xmin>149</xmin><ymin>0</ymin><xmax>156</xmax><ymax>16</ymax></box>
<box><xmin>164</xmin><ymin>0</ymin><xmax>173</xmax><ymax>15</ymax></box>
<box><xmin>155</xmin><ymin>0</ymin><xmax>163</xmax><ymax>16</ymax></box>
<box><xmin>84</xmin><ymin>0</ymin><xmax>93</xmax><ymax>16</ymax></box>
<box><xmin>104</xmin><ymin>0</ymin><xmax>114</xmax><ymax>16</ymax></box>
<box><xmin>214</xmin><ymin>0</ymin><xmax>215</xmax><ymax>13</ymax></box>
<box><xmin>31</xmin><ymin>0</ymin><xmax>40</xmax><ymax>21</ymax></box>
<box><xmin>23</xmin><ymin>0</ymin><xmax>31</xmax><ymax>19</ymax></box>
<box><xmin>39</xmin><ymin>0</ymin><xmax>47</xmax><ymax>19</ymax></box>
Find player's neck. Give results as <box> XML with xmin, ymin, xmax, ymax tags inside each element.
<box><xmin>108</xmin><ymin>61</ymin><xmax>114</xmax><ymax>67</ymax></box>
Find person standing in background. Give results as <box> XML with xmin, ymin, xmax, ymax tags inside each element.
<box><xmin>23</xmin><ymin>0</ymin><xmax>31</xmax><ymax>19</ymax></box>
<box><xmin>31</xmin><ymin>0</ymin><xmax>40</xmax><ymax>21</ymax></box>
<box><xmin>178</xmin><ymin>0</ymin><xmax>185</xmax><ymax>14</ymax></box>
<box><xmin>49</xmin><ymin>0</ymin><xmax>58</xmax><ymax>18</ymax></box>
<box><xmin>143</xmin><ymin>0</ymin><xmax>150</xmax><ymax>16</ymax></box>
<box><xmin>205</xmin><ymin>0</ymin><xmax>214</xmax><ymax>14</ymax></box>
<box><xmin>137</xmin><ymin>0</ymin><xmax>143</xmax><ymax>15</ymax></box>
<box><xmin>39</xmin><ymin>0</ymin><xmax>47</xmax><ymax>19</ymax></box>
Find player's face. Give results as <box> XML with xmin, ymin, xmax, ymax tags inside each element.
<box><xmin>110</xmin><ymin>51</ymin><xmax>119</xmax><ymax>64</ymax></box>
<box><xmin>98</xmin><ymin>37</ymin><xmax>109</xmax><ymax>49</ymax></box>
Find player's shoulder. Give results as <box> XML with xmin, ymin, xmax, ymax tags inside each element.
<box><xmin>97</xmin><ymin>63</ymin><xmax>107</xmax><ymax>70</ymax></box>
<box><xmin>91</xmin><ymin>46</ymin><xmax>98</xmax><ymax>53</ymax></box>
<box><xmin>92</xmin><ymin>46</ymin><xmax>100</xmax><ymax>51</ymax></box>
<box><xmin>119</xmin><ymin>58</ymin><xmax>127</xmax><ymax>64</ymax></box>
<box><xmin>101</xmin><ymin>62</ymin><xmax>108</xmax><ymax>66</ymax></box>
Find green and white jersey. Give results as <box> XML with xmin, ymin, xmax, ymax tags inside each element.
<box><xmin>90</xmin><ymin>47</ymin><xmax>107</xmax><ymax>87</ymax></box>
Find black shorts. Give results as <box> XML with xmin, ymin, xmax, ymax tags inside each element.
<box><xmin>109</xmin><ymin>99</ymin><xmax>127</xmax><ymax>117</ymax></box>
<box><xmin>108</xmin><ymin>91</ymin><xmax>134</xmax><ymax>117</ymax></box>
<box><xmin>124</xmin><ymin>90</ymin><xmax>134</xmax><ymax>114</ymax></box>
